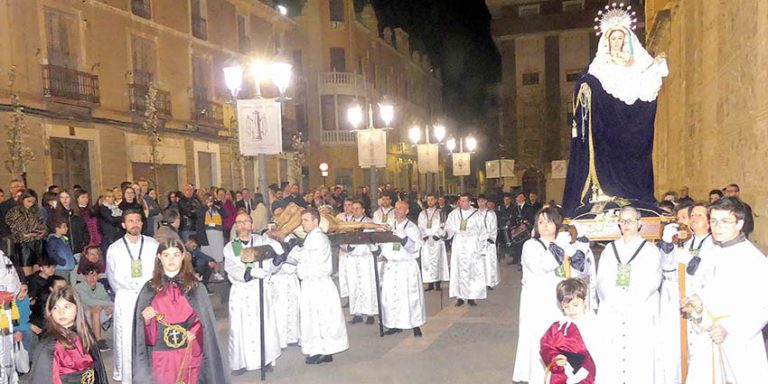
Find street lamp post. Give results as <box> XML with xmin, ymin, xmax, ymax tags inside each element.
<box><xmin>319</xmin><ymin>162</ymin><xmax>329</xmax><ymax>186</ymax></box>
<box><xmin>349</xmin><ymin>100</ymin><xmax>393</xmax><ymax>212</ymax></box>
<box><xmin>446</xmin><ymin>135</ymin><xmax>476</xmax><ymax>193</ymax></box>
<box><xmin>409</xmin><ymin>123</ymin><xmax>446</xmax><ymax>193</ymax></box>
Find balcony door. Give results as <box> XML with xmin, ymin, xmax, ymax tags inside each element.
<box><xmin>44</xmin><ymin>8</ymin><xmax>79</xmax><ymax>68</ymax></box>
<box><xmin>50</xmin><ymin>137</ymin><xmax>92</xmax><ymax>192</ymax></box>
<box><xmin>330</xmin><ymin>47</ymin><xmax>346</xmax><ymax>72</ymax></box>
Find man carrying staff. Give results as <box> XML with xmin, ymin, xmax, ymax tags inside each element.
<box><xmin>445</xmin><ymin>193</ymin><xmax>487</xmax><ymax>307</ymax></box>
<box><xmin>224</xmin><ymin>212</ymin><xmax>283</xmax><ymax>376</ymax></box>
<box><xmin>343</xmin><ymin>201</ymin><xmax>379</xmax><ymax>325</ymax></box>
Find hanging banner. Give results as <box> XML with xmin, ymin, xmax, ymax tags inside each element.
<box><xmin>486</xmin><ymin>160</ymin><xmax>500</xmax><ymax>178</ymax></box>
<box><xmin>417</xmin><ymin>144</ymin><xmax>439</xmax><ymax>174</ymax></box>
<box><xmin>551</xmin><ymin>160</ymin><xmax>568</xmax><ymax>179</ymax></box>
<box><xmin>237</xmin><ymin>98</ymin><xmax>283</xmax><ymax>155</ymax></box>
<box><xmin>357</xmin><ymin>129</ymin><xmax>387</xmax><ymax>168</ymax></box>
<box><xmin>500</xmin><ymin>159</ymin><xmax>515</xmax><ymax>177</ymax></box>
<box><xmin>453</xmin><ymin>152</ymin><xmax>471</xmax><ymax>176</ymax></box>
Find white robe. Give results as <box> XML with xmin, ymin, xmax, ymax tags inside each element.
<box><xmin>380</xmin><ymin>219</ymin><xmax>426</xmax><ymax>329</ymax></box>
<box><xmin>657</xmin><ymin>233</ymin><xmax>715</xmax><ymax>384</ymax></box>
<box><xmin>479</xmin><ymin>209</ymin><xmax>500</xmax><ymax>288</ymax></box>
<box><xmin>595</xmin><ymin>236</ymin><xmax>662</xmax><ymax>384</ymax></box>
<box><xmin>294</xmin><ymin>228</ymin><xmax>349</xmax><ymax>356</ymax></box>
<box><xmin>446</xmin><ymin>208</ymin><xmax>487</xmax><ymax>300</ymax></box>
<box><xmin>686</xmin><ymin>238</ymin><xmax>768</xmax><ymax>384</ymax></box>
<box><xmin>373</xmin><ymin>207</ymin><xmax>396</xmax><ymax>281</ymax></box>
<box><xmin>417</xmin><ymin>207</ymin><xmax>449</xmax><ymax>283</ymax></box>
<box><xmin>271</xmin><ymin>235</ymin><xmax>301</xmax><ymax>348</ymax></box>
<box><xmin>0</xmin><ymin>255</ymin><xmax>20</xmax><ymax>384</ymax></box>
<box><xmin>344</xmin><ymin>217</ymin><xmax>378</xmax><ymax>316</ymax></box>
<box><xmin>224</xmin><ymin>235</ymin><xmax>283</xmax><ymax>370</ymax></box>
<box><xmin>335</xmin><ymin>213</ymin><xmax>353</xmax><ymax>298</ymax></box>
<box><xmin>512</xmin><ymin>238</ymin><xmax>566</xmax><ymax>384</ymax></box>
<box><xmin>106</xmin><ymin>235</ymin><xmax>159</xmax><ymax>383</ymax></box>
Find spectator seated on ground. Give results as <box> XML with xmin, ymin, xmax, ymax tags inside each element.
<box><xmin>185</xmin><ymin>235</ymin><xmax>219</xmax><ymax>283</ymax></box>
<box><xmin>268</xmin><ymin>202</ymin><xmax>385</xmax><ymax>240</ymax></box>
<box><xmin>74</xmin><ymin>265</ymin><xmax>113</xmax><ymax>351</ymax></box>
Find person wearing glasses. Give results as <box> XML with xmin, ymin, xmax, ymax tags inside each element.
<box><xmin>682</xmin><ymin>197</ymin><xmax>768</xmax><ymax>383</ymax></box>
<box><xmin>595</xmin><ymin>206</ymin><xmax>662</xmax><ymax>384</ymax></box>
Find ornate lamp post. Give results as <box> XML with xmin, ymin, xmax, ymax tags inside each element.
<box><xmin>348</xmin><ymin>99</ymin><xmax>394</xmax><ymax>211</ymax></box>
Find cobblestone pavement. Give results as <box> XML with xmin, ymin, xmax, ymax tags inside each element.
<box><xmin>21</xmin><ymin>260</ymin><xmax>524</xmax><ymax>383</ymax></box>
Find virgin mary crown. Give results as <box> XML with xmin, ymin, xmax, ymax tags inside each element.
<box><xmin>593</xmin><ymin>3</ymin><xmax>637</xmax><ymax>36</ymax></box>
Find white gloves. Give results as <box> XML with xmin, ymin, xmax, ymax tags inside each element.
<box><xmin>662</xmin><ymin>223</ymin><xmax>679</xmax><ymax>244</ymax></box>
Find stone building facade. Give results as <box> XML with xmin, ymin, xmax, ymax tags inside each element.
<box><xmin>646</xmin><ymin>0</ymin><xmax>767</xmax><ymax>249</ymax></box>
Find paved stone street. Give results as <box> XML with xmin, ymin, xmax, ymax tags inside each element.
<box><xmin>22</xmin><ymin>261</ymin><xmax>523</xmax><ymax>383</ymax></box>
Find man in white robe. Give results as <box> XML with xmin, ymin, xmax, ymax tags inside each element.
<box><xmin>289</xmin><ymin>209</ymin><xmax>348</xmax><ymax>364</ymax></box>
<box><xmin>271</xmin><ymin>234</ymin><xmax>301</xmax><ymax>348</ymax></box>
<box><xmin>344</xmin><ymin>201</ymin><xmax>378</xmax><ymax>325</ymax></box>
<box><xmin>225</xmin><ymin>212</ymin><xmax>283</xmax><ymax>374</ymax></box>
<box><xmin>379</xmin><ymin>201</ymin><xmax>425</xmax><ymax>337</ymax></box>
<box><xmin>683</xmin><ymin>197</ymin><xmax>768</xmax><ymax>383</ymax></box>
<box><xmin>106</xmin><ymin>209</ymin><xmax>159</xmax><ymax>383</ymax></box>
<box><xmin>477</xmin><ymin>195</ymin><xmax>500</xmax><ymax>289</ymax></box>
<box><xmin>446</xmin><ymin>193</ymin><xmax>487</xmax><ymax>306</ymax></box>
<box><xmin>373</xmin><ymin>194</ymin><xmax>396</xmax><ymax>228</ymax></box>
<box><xmin>595</xmin><ymin>206</ymin><xmax>662</xmax><ymax>384</ymax></box>
<box><xmin>335</xmin><ymin>199</ymin><xmax>354</xmax><ymax>299</ymax></box>
<box><xmin>418</xmin><ymin>194</ymin><xmax>449</xmax><ymax>291</ymax></box>
<box><xmin>657</xmin><ymin>203</ymin><xmax>715</xmax><ymax>384</ymax></box>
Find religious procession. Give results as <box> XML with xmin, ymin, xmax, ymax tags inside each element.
<box><xmin>0</xmin><ymin>1</ymin><xmax>766</xmax><ymax>384</ymax></box>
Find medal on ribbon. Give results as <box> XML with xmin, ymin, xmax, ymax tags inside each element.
<box><xmin>616</xmin><ymin>263</ymin><xmax>631</xmax><ymax>288</ymax></box>
<box><xmin>460</xmin><ymin>219</ymin><xmax>467</xmax><ymax>231</ymax></box>
<box><xmin>131</xmin><ymin>259</ymin><xmax>142</xmax><ymax>278</ymax></box>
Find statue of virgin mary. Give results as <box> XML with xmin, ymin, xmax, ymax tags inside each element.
<box><xmin>562</xmin><ymin>4</ymin><xmax>668</xmax><ymax>216</ymax></box>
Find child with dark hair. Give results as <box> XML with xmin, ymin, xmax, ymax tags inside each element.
<box><xmin>74</xmin><ymin>265</ymin><xmax>113</xmax><ymax>351</ymax></box>
<box><xmin>46</xmin><ymin>218</ymin><xmax>76</xmax><ymax>283</ymax></box>
<box><xmin>540</xmin><ymin>278</ymin><xmax>599</xmax><ymax>384</ymax></box>
<box><xmin>29</xmin><ymin>287</ymin><xmax>108</xmax><ymax>383</ymax></box>
<box><xmin>184</xmin><ymin>236</ymin><xmax>216</xmax><ymax>284</ymax></box>
<box><xmin>28</xmin><ymin>257</ymin><xmax>58</xmax><ymax>337</ymax></box>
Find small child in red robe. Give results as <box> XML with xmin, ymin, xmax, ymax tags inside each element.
<box><xmin>540</xmin><ymin>278</ymin><xmax>597</xmax><ymax>384</ymax></box>
<box><xmin>29</xmin><ymin>286</ymin><xmax>108</xmax><ymax>384</ymax></box>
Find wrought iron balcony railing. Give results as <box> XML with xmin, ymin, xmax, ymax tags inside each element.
<box><xmin>42</xmin><ymin>64</ymin><xmax>100</xmax><ymax>105</ymax></box>
<box><xmin>129</xmin><ymin>84</ymin><xmax>172</xmax><ymax>117</ymax></box>
<box><xmin>191</xmin><ymin>96</ymin><xmax>223</xmax><ymax>128</ymax></box>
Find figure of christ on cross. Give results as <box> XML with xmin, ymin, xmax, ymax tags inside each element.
<box><xmin>267</xmin><ymin>202</ymin><xmax>387</xmax><ymax>240</ymax></box>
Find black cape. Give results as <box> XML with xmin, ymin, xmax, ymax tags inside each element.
<box><xmin>29</xmin><ymin>334</ymin><xmax>109</xmax><ymax>384</ymax></box>
<box><xmin>132</xmin><ymin>280</ymin><xmax>230</xmax><ymax>384</ymax></box>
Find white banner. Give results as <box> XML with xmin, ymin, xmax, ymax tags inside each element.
<box><xmin>551</xmin><ymin>160</ymin><xmax>568</xmax><ymax>179</ymax></box>
<box><xmin>486</xmin><ymin>160</ymin><xmax>500</xmax><ymax>178</ymax></box>
<box><xmin>237</xmin><ymin>98</ymin><xmax>283</xmax><ymax>155</ymax></box>
<box><xmin>453</xmin><ymin>152</ymin><xmax>471</xmax><ymax>176</ymax></box>
<box><xmin>417</xmin><ymin>144</ymin><xmax>439</xmax><ymax>173</ymax></box>
<box><xmin>357</xmin><ymin>129</ymin><xmax>387</xmax><ymax>168</ymax></box>
<box><xmin>500</xmin><ymin>159</ymin><xmax>515</xmax><ymax>177</ymax></box>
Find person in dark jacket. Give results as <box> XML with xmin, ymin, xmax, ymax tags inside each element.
<box><xmin>98</xmin><ymin>188</ymin><xmax>123</xmax><ymax>255</ymax></box>
<box><xmin>5</xmin><ymin>189</ymin><xmax>47</xmax><ymax>276</ymax></box>
<box><xmin>178</xmin><ymin>184</ymin><xmax>201</xmax><ymax>241</ymax></box>
<box><xmin>50</xmin><ymin>190</ymin><xmax>90</xmax><ymax>255</ymax></box>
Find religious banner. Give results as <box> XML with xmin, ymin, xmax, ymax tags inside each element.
<box><xmin>237</xmin><ymin>98</ymin><xmax>282</xmax><ymax>155</ymax></box>
<box><xmin>357</xmin><ymin>129</ymin><xmax>387</xmax><ymax>168</ymax></box>
<box><xmin>417</xmin><ymin>143</ymin><xmax>439</xmax><ymax>173</ymax></box>
<box><xmin>551</xmin><ymin>160</ymin><xmax>568</xmax><ymax>179</ymax></box>
<box><xmin>453</xmin><ymin>152</ymin><xmax>470</xmax><ymax>176</ymax></box>
<box><xmin>500</xmin><ymin>159</ymin><xmax>515</xmax><ymax>177</ymax></box>
<box><xmin>486</xmin><ymin>160</ymin><xmax>500</xmax><ymax>178</ymax></box>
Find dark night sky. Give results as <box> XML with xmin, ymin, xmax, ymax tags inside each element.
<box><xmin>365</xmin><ymin>0</ymin><xmax>501</xmax><ymax>126</ymax></box>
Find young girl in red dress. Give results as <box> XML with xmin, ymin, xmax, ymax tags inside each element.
<box><xmin>30</xmin><ymin>286</ymin><xmax>108</xmax><ymax>384</ymax></box>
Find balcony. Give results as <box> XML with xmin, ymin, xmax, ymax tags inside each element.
<box><xmin>131</xmin><ymin>0</ymin><xmax>151</xmax><ymax>19</ymax></box>
<box><xmin>192</xmin><ymin>16</ymin><xmax>207</xmax><ymax>40</ymax></box>
<box><xmin>191</xmin><ymin>96</ymin><xmax>223</xmax><ymax>130</ymax></box>
<box><xmin>129</xmin><ymin>84</ymin><xmax>172</xmax><ymax>117</ymax></box>
<box><xmin>319</xmin><ymin>71</ymin><xmax>364</xmax><ymax>86</ymax></box>
<box><xmin>320</xmin><ymin>130</ymin><xmax>356</xmax><ymax>145</ymax></box>
<box><xmin>42</xmin><ymin>64</ymin><xmax>100</xmax><ymax>105</ymax></box>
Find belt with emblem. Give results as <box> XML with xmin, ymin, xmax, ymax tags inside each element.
<box><xmin>59</xmin><ymin>367</ymin><xmax>95</xmax><ymax>384</ymax></box>
<box><xmin>154</xmin><ymin>317</ymin><xmax>195</xmax><ymax>351</ymax></box>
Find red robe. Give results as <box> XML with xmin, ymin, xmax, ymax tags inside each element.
<box><xmin>143</xmin><ymin>281</ymin><xmax>203</xmax><ymax>384</ymax></box>
<box><xmin>540</xmin><ymin>320</ymin><xmax>596</xmax><ymax>384</ymax></box>
<box><xmin>52</xmin><ymin>336</ymin><xmax>94</xmax><ymax>384</ymax></box>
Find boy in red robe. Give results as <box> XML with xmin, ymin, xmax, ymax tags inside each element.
<box><xmin>540</xmin><ymin>278</ymin><xmax>598</xmax><ymax>384</ymax></box>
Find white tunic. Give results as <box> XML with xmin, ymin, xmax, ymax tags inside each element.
<box><xmin>335</xmin><ymin>213</ymin><xmax>353</xmax><ymax>298</ymax></box>
<box><xmin>224</xmin><ymin>234</ymin><xmax>283</xmax><ymax>370</ymax></box>
<box><xmin>295</xmin><ymin>228</ymin><xmax>349</xmax><ymax>356</ymax></box>
<box><xmin>271</xmin><ymin>235</ymin><xmax>301</xmax><ymax>348</ymax></box>
<box><xmin>417</xmin><ymin>207</ymin><xmax>449</xmax><ymax>283</ymax></box>
<box><xmin>380</xmin><ymin>219</ymin><xmax>426</xmax><ymax>329</ymax></box>
<box><xmin>512</xmin><ymin>238</ymin><xmax>566</xmax><ymax>384</ymax></box>
<box><xmin>595</xmin><ymin>236</ymin><xmax>662</xmax><ymax>384</ymax></box>
<box><xmin>344</xmin><ymin>216</ymin><xmax>379</xmax><ymax>316</ymax></box>
<box><xmin>446</xmin><ymin>208</ymin><xmax>487</xmax><ymax>300</ymax></box>
<box><xmin>106</xmin><ymin>235</ymin><xmax>158</xmax><ymax>383</ymax></box>
<box><xmin>686</xmin><ymin>238</ymin><xmax>768</xmax><ymax>384</ymax></box>
<box><xmin>373</xmin><ymin>207</ymin><xmax>396</xmax><ymax>281</ymax></box>
<box><xmin>479</xmin><ymin>209</ymin><xmax>500</xmax><ymax>288</ymax></box>
<box><xmin>657</xmin><ymin>233</ymin><xmax>714</xmax><ymax>384</ymax></box>
<box><xmin>0</xmin><ymin>255</ymin><xmax>20</xmax><ymax>384</ymax></box>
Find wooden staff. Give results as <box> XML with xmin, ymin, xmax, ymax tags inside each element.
<box><xmin>678</xmin><ymin>263</ymin><xmax>688</xmax><ymax>382</ymax></box>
